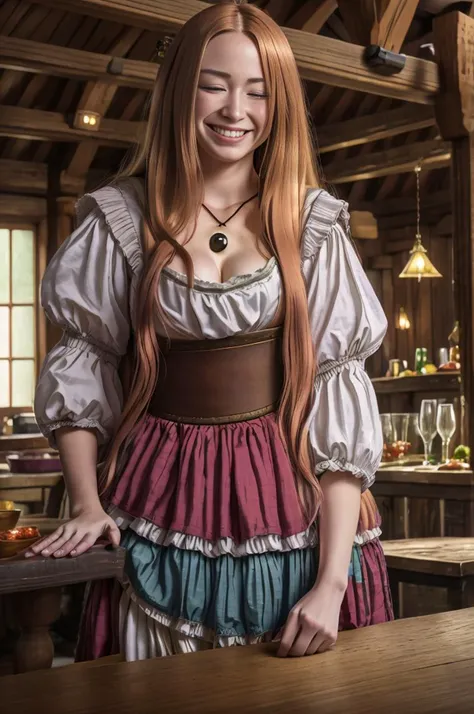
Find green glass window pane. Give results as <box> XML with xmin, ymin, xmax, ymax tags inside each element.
<box><xmin>0</xmin><ymin>307</ymin><xmax>9</xmax><ymax>358</ymax></box>
<box><xmin>12</xmin><ymin>306</ymin><xmax>34</xmax><ymax>358</ymax></box>
<box><xmin>12</xmin><ymin>360</ymin><xmax>35</xmax><ymax>408</ymax></box>
<box><xmin>12</xmin><ymin>229</ymin><xmax>34</xmax><ymax>303</ymax></box>
<box><xmin>0</xmin><ymin>229</ymin><xmax>9</xmax><ymax>304</ymax></box>
<box><xmin>0</xmin><ymin>360</ymin><xmax>10</xmax><ymax>407</ymax></box>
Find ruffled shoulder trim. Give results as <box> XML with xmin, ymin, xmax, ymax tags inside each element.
<box><xmin>301</xmin><ymin>188</ymin><xmax>349</xmax><ymax>260</ymax></box>
<box><xmin>76</xmin><ymin>177</ymin><xmax>144</xmax><ymax>277</ymax></box>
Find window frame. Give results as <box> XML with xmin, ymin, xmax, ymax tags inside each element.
<box><xmin>0</xmin><ymin>217</ymin><xmax>47</xmax><ymax>419</ymax></box>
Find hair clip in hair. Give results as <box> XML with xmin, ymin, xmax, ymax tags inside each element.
<box><xmin>156</xmin><ymin>35</ymin><xmax>174</xmax><ymax>59</ymax></box>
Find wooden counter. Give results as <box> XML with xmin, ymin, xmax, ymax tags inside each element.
<box><xmin>373</xmin><ymin>465</ymin><xmax>474</xmax><ymax>540</ymax></box>
<box><xmin>0</xmin><ymin>434</ymin><xmax>49</xmax><ymax>459</ymax></box>
<box><xmin>0</xmin><ymin>545</ymin><xmax>125</xmax><ymax>674</ymax></box>
<box><xmin>0</xmin><ymin>467</ymin><xmax>63</xmax><ymax>515</ymax></box>
<box><xmin>2</xmin><ymin>608</ymin><xmax>474</xmax><ymax>713</ymax></box>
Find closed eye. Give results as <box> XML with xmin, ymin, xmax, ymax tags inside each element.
<box><xmin>199</xmin><ymin>85</ymin><xmax>225</xmax><ymax>92</ymax></box>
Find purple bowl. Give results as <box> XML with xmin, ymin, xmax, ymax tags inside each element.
<box><xmin>6</xmin><ymin>451</ymin><xmax>62</xmax><ymax>474</ymax></box>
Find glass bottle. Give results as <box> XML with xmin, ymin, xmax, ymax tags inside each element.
<box><xmin>448</xmin><ymin>321</ymin><xmax>461</xmax><ymax>368</ymax></box>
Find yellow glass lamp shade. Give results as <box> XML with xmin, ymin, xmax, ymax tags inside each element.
<box><xmin>399</xmin><ymin>239</ymin><xmax>442</xmax><ymax>282</ymax></box>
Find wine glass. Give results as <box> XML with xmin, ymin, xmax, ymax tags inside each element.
<box><xmin>436</xmin><ymin>403</ymin><xmax>456</xmax><ymax>463</ymax></box>
<box><xmin>418</xmin><ymin>399</ymin><xmax>437</xmax><ymax>466</ymax></box>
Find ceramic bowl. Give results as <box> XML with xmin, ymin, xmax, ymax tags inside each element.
<box><xmin>0</xmin><ymin>509</ymin><xmax>21</xmax><ymax>531</ymax></box>
<box><xmin>0</xmin><ymin>536</ymin><xmax>39</xmax><ymax>559</ymax></box>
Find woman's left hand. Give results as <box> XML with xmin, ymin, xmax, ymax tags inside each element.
<box><xmin>276</xmin><ymin>579</ymin><xmax>346</xmax><ymax>657</ymax></box>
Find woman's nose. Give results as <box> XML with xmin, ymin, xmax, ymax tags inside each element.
<box><xmin>221</xmin><ymin>91</ymin><xmax>245</xmax><ymax>121</ymax></box>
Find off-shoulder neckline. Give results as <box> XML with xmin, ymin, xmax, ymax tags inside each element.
<box><xmin>161</xmin><ymin>256</ymin><xmax>278</xmax><ymax>293</ymax></box>
<box><xmin>160</xmin><ymin>188</ymin><xmax>323</xmax><ymax>293</ymax></box>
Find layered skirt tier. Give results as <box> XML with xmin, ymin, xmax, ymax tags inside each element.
<box><xmin>76</xmin><ymin>413</ymin><xmax>393</xmax><ymax>661</ymax></box>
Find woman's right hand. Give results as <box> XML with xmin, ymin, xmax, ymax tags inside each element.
<box><xmin>24</xmin><ymin>507</ymin><xmax>121</xmax><ymax>559</ymax></box>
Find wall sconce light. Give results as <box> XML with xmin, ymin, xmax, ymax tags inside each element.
<box><xmin>73</xmin><ymin>110</ymin><xmax>101</xmax><ymax>132</ymax></box>
<box><xmin>396</xmin><ymin>307</ymin><xmax>411</xmax><ymax>331</ymax></box>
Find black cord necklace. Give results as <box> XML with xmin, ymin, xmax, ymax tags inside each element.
<box><xmin>202</xmin><ymin>193</ymin><xmax>258</xmax><ymax>253</ymax></box>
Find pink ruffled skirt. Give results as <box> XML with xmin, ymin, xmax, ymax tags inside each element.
<box><xmin>76</xmin><ymin>412</ymin><xmax>393</xmax><ymax>661</ymax></box>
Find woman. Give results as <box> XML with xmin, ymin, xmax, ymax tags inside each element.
<box><xmin>30</xmin><ymin>0</ymin><xmax>393</xmax><ymax>660</ymax></box>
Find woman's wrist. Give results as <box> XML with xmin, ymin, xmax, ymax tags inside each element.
<box><xmin>70</xmin><ymin>498</ymin><xmax>104</xmax><ymax>518</ymax></box>
<box><xmin>313</xmin><ymin>571</ymin><xmax>348</xmax><ymax>595</ymax></box>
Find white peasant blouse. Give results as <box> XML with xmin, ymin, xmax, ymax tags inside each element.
<box><xmin>34</xmin><ymin>178</ymin><xmax>387</xmax><ymax>491</ymax></box>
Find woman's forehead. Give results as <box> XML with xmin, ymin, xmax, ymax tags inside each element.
<box><xmin>200</xmin><ymin>33</ymin><xmax>264</xmax><ymax>78</ymax></box>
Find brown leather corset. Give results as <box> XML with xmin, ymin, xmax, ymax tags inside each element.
<box><xmin>148</xmin><ymin>326</ymin><xmax>284</xmax><ymax>425</ymax></box>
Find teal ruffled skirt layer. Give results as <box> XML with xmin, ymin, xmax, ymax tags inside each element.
<box><xmin>121</xmin><ymin>529</ymin><xmax>393</xmax><ymax>640</ymax></box>
<box><xmin>122</xmin><ymin>530</ymin><xmax>317</xmax><ymax>638</ymax></box>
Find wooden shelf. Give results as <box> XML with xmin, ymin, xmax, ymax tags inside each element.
<box><xmin>376</xmin><ymin>465</ymin><xmax>474</xmax><ymax>486</ymax></box>
<box><xmin>372</xmin><ymin>372</ymin><xmax>461</xmax><ymax>394</ymax></box>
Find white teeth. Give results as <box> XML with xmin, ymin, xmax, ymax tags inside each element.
<box><xmin>211</xmin><ymin>126</ymin><xmax>247</xmax><ymax>138</ymax></box>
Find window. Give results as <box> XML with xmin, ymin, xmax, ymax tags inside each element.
<box><xmin>0</xmin><ymin>226</ymin><xmax>37</xmax><ymax>410</ymax></box>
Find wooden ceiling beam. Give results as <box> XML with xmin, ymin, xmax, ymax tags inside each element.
<box><xmin>67</xmin><ymin>28</ymin><xmax>143</xmax><ymax>182</ymax></box>
<box><xmin>0</xmin><ymin>194</ymin><xmax>47</xmax><ymax>219</ymax></box>
<box><xmin>354</xmin><ymin>189</ymin><xmax>451</xmax><ymax>216</ymax></box>
<box><xmin>0</xmin><ymin>105</ymin><xmax>144</xmax><ymax>147</ymax></box>
<box><xmin>287</xmin><ymin>0</ymin><xmax>337</xmax><ymax>33</ymax></box>
<box><xmin>0</xmin><ymin>158</ymin><xmax>84</xmax><ymax>195</ymax></box>
<box><xmin>0</xmin><ymin>36</ymin><xmax>157</xmax><ymax>91</ymax></box>
<box><xmin>31</xmin><ymin>0</ymin><xmax>439</xmax><ymax>104</ymax></box>
<box><xmin>318</xmin><ymin>104</ymin><xmax>436</xmax><ymax>153</ymax></box>
<box><xmin>376</xmin><ymin>0</ymin><xmax>421</xmax><ymax>53</ymax></box>
<box><xmin>338</xmin><ymin>0</ymin><xmax>420</xmax><ymax>53</ymax></box>
<box><xmin>261</xmin><ymin>0</ymin><xmax>292</xmax><ymax>24</ymax></box>
<box><xmin>325</xmin><ymin>139</ymin><xmax>451</xmax><ymax>183</ymax></box>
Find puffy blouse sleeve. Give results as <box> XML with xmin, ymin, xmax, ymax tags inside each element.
<box><xmin>302</xmin><ymin>191</ymin><xmax>387</xmax><ymax>492</ymax></box>
<box><xmin>34</xmin><ymin>204</ymin><xmax>132</xmax><ymax>449</ymax></box>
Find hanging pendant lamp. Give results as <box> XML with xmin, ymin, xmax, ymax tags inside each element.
<box><xmin>399</xmin><ymin>164</ymin><xmax>442</xmax><ymax>283</ymax></box>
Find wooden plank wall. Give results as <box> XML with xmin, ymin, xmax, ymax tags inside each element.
<box><xmin>362</xmin><ymin>224</ymin><xmax>455</xmax><ymax>379</ymax></box>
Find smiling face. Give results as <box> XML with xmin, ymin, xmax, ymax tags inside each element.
<box><xmin>194</xmin><ymin>32</ymin><xmax>270</xmax><ymax>165</ymax></box>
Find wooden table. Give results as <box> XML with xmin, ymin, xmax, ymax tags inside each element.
<box><xmin>2</xmin><ymin>608</ymin><xmax>474</xmax><ymax>713</ymax></box>
<box><xmin>383</xmin><ymin>537</ymin><xmax>474</xmax><ymax>619</ymax></box>
<box><xmin>372</xmin><ymin>465</ymin><xmax>474</xmax><ymax>540</ymax></box>
<box><xmin>0</xmin><ymin>545</ymin><xmax>125</xmax><ymax>674</ymax></box>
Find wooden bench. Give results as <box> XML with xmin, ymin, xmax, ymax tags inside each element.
<box><xmin>382</xmin><ymin>537</ymin><xmax>474</xmax><ymax>619</ymax></box>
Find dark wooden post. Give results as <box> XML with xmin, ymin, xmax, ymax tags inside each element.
<box><xmin>45</xmin><ymin>163</ymin><xmax>76</xmax><ymax>353</ymax></box>
<box><xmin>433</xmin><ymin>11</ymin><xmax>474</xmax><ymax>451</ymax></box>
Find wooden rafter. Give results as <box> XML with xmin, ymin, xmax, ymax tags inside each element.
<box><xmin>376</xmin><ymin>0</ymin><xmax>420</xmax><ymax>53</ymax></box>
<box><xmin>261</xmin><ymin>0</ymin><xmax>292</xmax><ymax>24</ymax></box>
<box><xmin>0</xmin><ymin>37</ymin><xmax>157</xmax><ymax>90</ymax></box>
<box><xmin>325</xmin><ymin>139</ymin><xmax>451</xmax><ymax>183</ymax></box>
<box><xmin>31</xmin><ymin>0</ymin><xmax>439</xmax><ymax>103</ymax></box>
<box><xmin>0</xmin><ymin>159</ymin><xmax>84</xmax><ymax>195</ymax></box>
<box><xmin>67</xmin><ymin>28</ymin><xmax>142</xmax><ymax>182</ymax></box>
<box><xmin>338</xmin><ymin>0</ymin><xmax>420</xmax><ymax>53</ymax></box>
<box><xmin>355</xmin><ymin>189</ymin><xmax>451</xmax><ymax>216</ymax></box>
<box><xmin>287</xmin><ymin>0</ymin><xmax>337</xmax><ymax>33</ymax></box>
<box><xmin>0</xmin><ymin>194</ymin><xmax>47</xmax><ymax>219</ymax></box>
<box><xmin>0</xmin><ymin>105</ymin><xmax>144</xmax><ymax>147</ymax></box>
<box><xmin>317</xmin><ymin>105</ymin><xmax>436</xmax><ymax>153</ymax></box>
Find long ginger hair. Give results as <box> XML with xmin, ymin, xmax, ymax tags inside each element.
<box><xmin>101</xmin><ymin>0</ymin><xmax>323</xmax><ymax>519</ymax></box>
